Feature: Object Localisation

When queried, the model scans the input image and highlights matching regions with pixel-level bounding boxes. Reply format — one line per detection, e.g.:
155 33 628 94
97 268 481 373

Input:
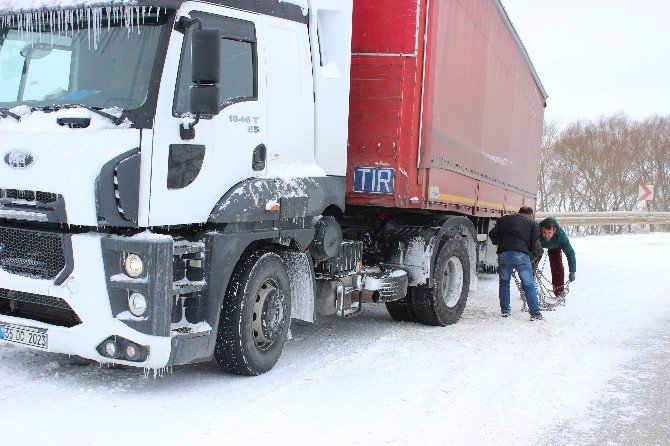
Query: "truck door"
261 16 315 175
149 5 267 226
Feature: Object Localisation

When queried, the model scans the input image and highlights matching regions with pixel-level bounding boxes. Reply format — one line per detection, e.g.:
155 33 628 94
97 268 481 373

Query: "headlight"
128 292 148 317
124 253 144 278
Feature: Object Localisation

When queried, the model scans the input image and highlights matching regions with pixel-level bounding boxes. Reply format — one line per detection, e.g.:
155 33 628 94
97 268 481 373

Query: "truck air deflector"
95 148 141 227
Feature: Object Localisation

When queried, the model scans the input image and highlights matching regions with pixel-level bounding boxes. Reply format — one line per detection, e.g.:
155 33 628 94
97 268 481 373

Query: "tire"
214 251 291 376
411 237 470 326
385 288 417 322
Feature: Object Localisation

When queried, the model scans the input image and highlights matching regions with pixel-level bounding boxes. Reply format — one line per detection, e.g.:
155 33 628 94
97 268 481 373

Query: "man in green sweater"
539 218 576 297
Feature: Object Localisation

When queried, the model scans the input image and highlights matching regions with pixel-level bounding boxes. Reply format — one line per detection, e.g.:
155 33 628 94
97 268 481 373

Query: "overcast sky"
500 0 670 126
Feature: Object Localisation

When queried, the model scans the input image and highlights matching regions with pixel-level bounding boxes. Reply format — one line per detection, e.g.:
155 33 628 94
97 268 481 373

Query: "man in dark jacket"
539 217 576 297
488 207 544 320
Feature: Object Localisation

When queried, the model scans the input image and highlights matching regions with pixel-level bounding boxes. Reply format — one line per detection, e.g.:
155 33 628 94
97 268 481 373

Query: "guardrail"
535 211 670 226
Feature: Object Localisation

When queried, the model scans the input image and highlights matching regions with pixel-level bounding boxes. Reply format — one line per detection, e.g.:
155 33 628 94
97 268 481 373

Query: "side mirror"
192 28 220 85
191 84 219 116
182 28 221 140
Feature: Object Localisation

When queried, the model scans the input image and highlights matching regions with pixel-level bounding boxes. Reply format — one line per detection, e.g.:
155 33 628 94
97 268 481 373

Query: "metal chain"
514 255 569 312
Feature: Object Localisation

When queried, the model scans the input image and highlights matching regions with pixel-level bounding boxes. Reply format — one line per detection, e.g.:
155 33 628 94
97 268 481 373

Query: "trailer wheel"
411 237 470 326
214 251 291 375
385 288 417 322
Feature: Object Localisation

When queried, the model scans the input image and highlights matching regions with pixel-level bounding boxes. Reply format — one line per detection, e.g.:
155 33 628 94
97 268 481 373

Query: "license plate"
0 323 48 350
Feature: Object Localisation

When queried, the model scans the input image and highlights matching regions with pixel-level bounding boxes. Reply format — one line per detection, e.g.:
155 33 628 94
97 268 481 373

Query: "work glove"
569 272 576 282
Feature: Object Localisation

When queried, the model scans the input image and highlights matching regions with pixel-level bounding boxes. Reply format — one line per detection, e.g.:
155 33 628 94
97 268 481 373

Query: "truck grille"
0 227 66 280
0 288 81 327
0 189 61 204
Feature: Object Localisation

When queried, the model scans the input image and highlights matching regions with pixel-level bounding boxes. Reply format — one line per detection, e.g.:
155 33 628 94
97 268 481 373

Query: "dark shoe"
530 312 543 321
501 310 511 318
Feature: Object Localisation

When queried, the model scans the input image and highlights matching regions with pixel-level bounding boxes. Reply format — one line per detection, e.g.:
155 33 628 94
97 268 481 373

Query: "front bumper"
0 232 174 369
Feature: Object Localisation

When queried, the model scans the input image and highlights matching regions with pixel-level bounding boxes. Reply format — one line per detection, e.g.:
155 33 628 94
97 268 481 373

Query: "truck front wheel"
411 237 470 326
214 251 291 375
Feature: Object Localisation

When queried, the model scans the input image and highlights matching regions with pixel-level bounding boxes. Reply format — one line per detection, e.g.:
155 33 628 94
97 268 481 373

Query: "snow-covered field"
1 233 669 445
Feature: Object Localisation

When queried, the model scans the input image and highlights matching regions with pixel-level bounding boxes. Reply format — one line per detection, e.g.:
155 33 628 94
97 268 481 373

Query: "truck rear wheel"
385 288 417 322
411 237 470 326
214 251 291 375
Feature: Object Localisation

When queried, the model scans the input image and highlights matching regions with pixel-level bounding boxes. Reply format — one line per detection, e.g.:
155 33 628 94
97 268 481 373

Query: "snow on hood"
0 106 132 131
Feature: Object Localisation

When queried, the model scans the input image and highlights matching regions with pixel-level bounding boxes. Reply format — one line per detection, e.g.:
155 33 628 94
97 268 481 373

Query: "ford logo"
4 150 34 169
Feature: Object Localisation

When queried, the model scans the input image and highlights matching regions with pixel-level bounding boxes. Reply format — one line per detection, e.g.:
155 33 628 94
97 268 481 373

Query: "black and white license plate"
0 323 48 350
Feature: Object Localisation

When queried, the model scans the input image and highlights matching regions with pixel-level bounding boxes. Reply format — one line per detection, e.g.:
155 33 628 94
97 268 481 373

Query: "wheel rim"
441 256 464 308
252 278 287 351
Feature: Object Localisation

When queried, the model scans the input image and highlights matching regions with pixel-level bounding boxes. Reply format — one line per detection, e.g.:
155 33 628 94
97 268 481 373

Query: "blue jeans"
498 251 541 314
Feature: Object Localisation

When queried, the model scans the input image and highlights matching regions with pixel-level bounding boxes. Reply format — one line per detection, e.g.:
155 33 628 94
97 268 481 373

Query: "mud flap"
280 250 316 323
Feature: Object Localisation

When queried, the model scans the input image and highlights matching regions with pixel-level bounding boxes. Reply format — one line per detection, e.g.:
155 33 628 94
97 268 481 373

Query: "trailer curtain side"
347 0 546 216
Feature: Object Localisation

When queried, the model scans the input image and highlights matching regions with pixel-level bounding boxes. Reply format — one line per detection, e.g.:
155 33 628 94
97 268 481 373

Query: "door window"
174 13 256 115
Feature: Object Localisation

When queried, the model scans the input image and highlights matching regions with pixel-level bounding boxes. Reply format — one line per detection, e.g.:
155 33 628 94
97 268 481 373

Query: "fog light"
128 292 148 317
104 340 117 357
125 344 138 360
124 253 144 278
97 337 148 362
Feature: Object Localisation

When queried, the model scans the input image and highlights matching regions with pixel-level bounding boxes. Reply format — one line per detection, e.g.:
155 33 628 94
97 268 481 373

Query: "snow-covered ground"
1 233 669 445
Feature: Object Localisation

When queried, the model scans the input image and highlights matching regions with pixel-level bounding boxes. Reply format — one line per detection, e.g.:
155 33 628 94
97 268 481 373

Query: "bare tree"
537 114 670 234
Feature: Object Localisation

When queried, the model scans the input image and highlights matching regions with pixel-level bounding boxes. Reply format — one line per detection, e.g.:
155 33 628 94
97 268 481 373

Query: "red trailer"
346 0 547 216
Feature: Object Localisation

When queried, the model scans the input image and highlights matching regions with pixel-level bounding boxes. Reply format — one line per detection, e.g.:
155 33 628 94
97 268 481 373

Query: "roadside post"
639 184 655 231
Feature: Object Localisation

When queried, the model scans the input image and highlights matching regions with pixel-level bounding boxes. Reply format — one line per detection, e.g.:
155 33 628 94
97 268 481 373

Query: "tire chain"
513 255 569 312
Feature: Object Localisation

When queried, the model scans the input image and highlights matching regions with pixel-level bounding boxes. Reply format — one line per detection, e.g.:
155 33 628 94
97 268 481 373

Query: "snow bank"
2 233 670 445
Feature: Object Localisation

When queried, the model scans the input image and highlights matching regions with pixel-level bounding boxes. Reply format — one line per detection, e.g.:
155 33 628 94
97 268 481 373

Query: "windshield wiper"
0 108 21 121
62 104 125 126
40 104 124 126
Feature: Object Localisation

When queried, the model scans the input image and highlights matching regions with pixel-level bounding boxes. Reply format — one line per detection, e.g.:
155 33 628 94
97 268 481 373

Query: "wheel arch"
379 213 477 289
431 216 478 291
208 177 345 224
203 229 317 359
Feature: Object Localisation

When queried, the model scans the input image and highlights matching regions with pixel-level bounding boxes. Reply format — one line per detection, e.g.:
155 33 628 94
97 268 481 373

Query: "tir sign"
353 167 395 194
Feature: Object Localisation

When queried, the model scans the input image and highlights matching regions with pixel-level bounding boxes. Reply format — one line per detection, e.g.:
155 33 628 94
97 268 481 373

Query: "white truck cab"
0 0 362 374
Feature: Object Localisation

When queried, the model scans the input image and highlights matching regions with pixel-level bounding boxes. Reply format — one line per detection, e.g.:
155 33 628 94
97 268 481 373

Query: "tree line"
536 114 669 233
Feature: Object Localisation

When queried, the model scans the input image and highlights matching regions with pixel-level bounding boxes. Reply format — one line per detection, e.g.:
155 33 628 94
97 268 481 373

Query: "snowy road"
1 233 669 445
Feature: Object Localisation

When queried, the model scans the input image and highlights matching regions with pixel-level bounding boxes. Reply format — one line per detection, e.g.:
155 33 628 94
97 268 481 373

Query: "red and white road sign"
638 184 654 201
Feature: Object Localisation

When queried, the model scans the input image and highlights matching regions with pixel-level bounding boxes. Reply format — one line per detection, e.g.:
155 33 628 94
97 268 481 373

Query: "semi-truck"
0 0 547 375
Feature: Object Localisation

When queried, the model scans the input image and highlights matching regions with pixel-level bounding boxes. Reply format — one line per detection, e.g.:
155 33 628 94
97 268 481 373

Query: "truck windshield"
0 12 168 112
